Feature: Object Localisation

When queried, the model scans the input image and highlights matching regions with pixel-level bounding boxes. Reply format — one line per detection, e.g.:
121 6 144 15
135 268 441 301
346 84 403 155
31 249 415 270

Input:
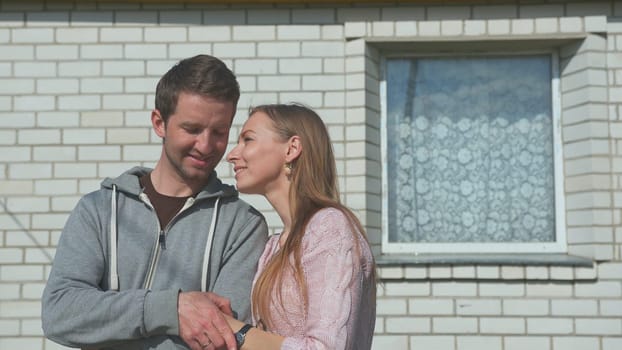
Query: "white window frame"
380 51 567 254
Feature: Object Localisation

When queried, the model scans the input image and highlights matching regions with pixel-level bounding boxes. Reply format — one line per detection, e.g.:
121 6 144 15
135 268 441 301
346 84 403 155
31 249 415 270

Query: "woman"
225 103 376 349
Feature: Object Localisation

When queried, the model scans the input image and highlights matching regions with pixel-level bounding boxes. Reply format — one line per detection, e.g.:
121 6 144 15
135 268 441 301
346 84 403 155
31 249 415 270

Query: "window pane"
386 55 555 244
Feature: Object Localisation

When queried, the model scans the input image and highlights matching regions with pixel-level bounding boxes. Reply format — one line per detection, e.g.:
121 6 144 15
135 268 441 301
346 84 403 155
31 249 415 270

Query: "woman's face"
226 111 290 195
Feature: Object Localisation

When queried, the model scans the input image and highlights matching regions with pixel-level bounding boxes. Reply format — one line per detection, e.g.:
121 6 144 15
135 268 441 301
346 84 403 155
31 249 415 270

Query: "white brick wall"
1 1 622 350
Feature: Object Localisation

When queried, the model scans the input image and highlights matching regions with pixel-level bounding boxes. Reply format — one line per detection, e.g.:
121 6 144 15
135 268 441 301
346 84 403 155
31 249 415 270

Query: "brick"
102 94 144 109
386 317 430 333
520 4 563 17
395 21 417 36
21 319 45 336
51 196 81 211
598 262 622 278
551 299 598 316
18 129 60 144
419 21 441 36
25 247 55 264
385 281 430 297
464 20 486 36
322 25 344 40
576 319 622 335
0 248 23 263
56 28 98 43
480 317 525 334
103 60 145 76
433 317 478 333
11 28 54 43
62 129 105 145
427 6 469 20
258 75 301 91
456 299 501 316
0 180 33 195
488 19 511 35
14 96 55 111
534 18 559 35
477 265 500 279
525 266 549 280
409 298 454 315
552 336 599 350
527 283 573 297
503 299 549 315
81 111 124 127
213 43 257 58
504 336 550 350
0 338 43 349
0 283 20 299
9 163 52 179
576 281 622 297
33 146 76 161
0 130 16 144
302 42 344 57
410 336 455 349
501 266 525 280
479 282 525 297
527 317 573 334
100 27 143 42
188 26 231 42
54 163 97 178
78 146 120 161
277 25 320 40
125 44 167 59
511 19 534 35
0 45 34 60
376 299 407 315
279 58 322 74
404 266 427 279
122 145 160 161
5 230 49 247
600 300 622 316
0 266 44 282
371 335 408 350
58 61 101 77
0 147 30 162
80 44 123 59
0 320 19 336
144 27 187 42
303 75 344 91
36 44 79 59
37 79 79 94
603 338 622 350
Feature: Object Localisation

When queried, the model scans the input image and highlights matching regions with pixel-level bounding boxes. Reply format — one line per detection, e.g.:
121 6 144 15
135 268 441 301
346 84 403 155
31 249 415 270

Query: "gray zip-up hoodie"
42 166 268 349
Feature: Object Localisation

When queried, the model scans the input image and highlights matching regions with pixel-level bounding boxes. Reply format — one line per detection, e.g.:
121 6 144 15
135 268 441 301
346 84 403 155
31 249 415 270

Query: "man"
42 55 268 350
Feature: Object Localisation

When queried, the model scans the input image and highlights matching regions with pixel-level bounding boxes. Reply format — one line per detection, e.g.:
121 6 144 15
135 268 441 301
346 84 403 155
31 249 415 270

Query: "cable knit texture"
253 207 376 350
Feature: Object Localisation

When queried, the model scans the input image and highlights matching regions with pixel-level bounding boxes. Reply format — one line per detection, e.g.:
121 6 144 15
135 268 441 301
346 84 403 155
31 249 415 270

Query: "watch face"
235 332 244 346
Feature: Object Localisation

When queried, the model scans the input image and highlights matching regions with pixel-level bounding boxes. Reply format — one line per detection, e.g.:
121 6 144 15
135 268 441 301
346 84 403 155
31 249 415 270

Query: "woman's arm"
225 316 284 350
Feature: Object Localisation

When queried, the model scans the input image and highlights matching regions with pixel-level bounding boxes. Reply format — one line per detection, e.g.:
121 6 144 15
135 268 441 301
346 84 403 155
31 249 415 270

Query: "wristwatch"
234 323 253 348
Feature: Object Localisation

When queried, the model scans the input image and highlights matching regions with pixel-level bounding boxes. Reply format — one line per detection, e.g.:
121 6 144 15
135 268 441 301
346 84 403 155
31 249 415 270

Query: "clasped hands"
178 291 239 350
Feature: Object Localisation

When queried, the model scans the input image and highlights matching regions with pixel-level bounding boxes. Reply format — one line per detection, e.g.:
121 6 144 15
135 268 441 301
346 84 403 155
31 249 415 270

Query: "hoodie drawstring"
109 185 120 291
201 196 220 292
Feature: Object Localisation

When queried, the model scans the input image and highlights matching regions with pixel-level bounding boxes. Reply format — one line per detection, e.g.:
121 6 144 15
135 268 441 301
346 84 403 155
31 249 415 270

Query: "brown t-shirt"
139 174 190 230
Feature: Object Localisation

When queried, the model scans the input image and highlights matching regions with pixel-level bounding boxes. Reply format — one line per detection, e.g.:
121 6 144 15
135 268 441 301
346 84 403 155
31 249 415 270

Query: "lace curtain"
386 56 556 243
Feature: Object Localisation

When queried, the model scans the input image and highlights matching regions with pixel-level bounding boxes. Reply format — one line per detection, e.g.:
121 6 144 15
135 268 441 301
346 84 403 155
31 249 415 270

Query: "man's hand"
178 292 237 350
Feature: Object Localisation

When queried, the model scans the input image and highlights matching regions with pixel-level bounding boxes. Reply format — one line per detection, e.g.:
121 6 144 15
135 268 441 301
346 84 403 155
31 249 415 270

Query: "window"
381 53 566 254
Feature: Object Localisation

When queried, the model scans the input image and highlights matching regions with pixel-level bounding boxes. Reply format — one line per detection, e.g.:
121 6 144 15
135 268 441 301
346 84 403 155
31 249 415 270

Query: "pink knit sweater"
253 208 376 350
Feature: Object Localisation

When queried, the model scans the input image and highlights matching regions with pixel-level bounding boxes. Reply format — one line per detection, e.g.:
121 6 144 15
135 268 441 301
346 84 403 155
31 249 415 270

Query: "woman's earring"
284 162 292 179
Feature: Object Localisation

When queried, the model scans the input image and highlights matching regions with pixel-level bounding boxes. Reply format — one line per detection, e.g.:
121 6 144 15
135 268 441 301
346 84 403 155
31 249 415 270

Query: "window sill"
376 253 596 281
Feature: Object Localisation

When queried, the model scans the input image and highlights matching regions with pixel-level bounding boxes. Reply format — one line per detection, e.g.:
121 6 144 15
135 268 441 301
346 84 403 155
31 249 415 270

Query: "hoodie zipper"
140 193 196 290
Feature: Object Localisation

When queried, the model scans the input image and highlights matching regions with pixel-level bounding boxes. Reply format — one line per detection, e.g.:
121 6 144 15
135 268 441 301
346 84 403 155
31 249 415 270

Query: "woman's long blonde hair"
250 103 376 329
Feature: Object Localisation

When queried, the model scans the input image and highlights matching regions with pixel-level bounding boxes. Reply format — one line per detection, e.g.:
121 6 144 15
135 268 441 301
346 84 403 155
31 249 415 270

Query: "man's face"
152 92 235 188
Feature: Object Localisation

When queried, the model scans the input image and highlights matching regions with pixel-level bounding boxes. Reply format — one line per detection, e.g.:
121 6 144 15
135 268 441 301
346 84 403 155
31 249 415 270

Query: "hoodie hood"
100 166 238 200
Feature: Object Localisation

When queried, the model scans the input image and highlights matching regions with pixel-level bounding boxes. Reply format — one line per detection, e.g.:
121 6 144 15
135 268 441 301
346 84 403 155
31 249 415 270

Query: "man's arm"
42 194 179 348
